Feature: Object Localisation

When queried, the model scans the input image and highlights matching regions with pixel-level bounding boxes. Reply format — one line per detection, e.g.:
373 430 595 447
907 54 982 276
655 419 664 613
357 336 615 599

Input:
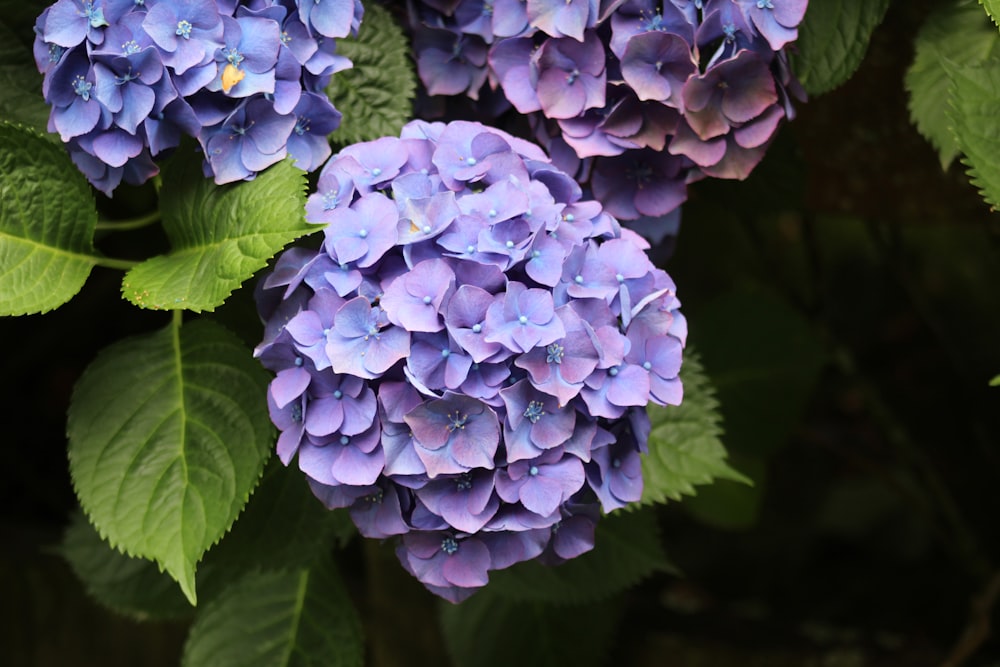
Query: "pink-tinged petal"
733 104 784 149
442 540 491 587
305 396 345 436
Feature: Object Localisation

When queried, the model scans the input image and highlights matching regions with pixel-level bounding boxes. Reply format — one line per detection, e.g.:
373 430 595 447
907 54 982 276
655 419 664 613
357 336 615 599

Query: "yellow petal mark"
409 220 420 233
221 63 245 93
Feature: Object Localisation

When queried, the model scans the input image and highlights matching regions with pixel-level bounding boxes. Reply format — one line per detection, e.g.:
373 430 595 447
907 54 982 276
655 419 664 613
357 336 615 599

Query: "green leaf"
60 510 193 620
0 21 53 131
487 508 674 604
906 0 1000 169
0 122 97 315
198 461 355 601
440 589 623 667
641 352 748 505
68 319 274 604
990 375 1000 386
793 0 890 96
682 455 766 530
122 154 309 312
181 564 364 667
981 0 1000 27
692 289 828 458
945 56 1000 209
326 3 416 146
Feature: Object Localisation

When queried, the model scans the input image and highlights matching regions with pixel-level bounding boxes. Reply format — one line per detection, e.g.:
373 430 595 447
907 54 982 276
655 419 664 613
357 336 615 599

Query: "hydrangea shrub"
4 0 991 664
256 118 686 601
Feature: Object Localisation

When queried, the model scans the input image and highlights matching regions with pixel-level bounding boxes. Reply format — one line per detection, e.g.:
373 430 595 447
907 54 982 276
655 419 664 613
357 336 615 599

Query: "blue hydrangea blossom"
33 0 362 194
256 120 687 602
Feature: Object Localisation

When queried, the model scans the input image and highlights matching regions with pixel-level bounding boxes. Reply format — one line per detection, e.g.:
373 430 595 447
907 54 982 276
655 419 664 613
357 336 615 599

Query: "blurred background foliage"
2 0 1000 665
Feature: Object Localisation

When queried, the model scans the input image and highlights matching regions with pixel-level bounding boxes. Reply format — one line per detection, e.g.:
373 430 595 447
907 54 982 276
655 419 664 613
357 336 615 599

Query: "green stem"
172 309 183 329
95 210 161 231
92 255 137 271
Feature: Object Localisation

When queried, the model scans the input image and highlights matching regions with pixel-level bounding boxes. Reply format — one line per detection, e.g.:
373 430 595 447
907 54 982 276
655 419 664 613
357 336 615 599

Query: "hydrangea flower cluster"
32 0 362 194
409 0 806 221
255 119 686 602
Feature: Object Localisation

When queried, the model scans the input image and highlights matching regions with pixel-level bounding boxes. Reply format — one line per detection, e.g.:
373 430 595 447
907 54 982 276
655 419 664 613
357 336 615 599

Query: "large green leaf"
181 564 364 667
68 319 274 604
641 352 748 505
692 289 828 459
793 0 890 96
326 3 416 146
0 21 52 131
487 508 674 604
0 122 97 315
122 154 310 312
60 510 193 620
945 56 1000 209
906 0 1000 169
197 461 355 601
440 589 623 667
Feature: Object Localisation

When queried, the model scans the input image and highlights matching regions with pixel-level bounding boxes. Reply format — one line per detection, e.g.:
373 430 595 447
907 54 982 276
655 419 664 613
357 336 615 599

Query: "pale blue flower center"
609 366 619 377
518 315 528 325
441 537 459 555
340 435 350 445
447 411 469 432
643 361 652 370
224 47 245 67
371 167 382 176
358 228 368 238
441 348 450 358
423 295 432 304
121 40 140 55
757 0 774 8
546 343 564 364
472 323 482 333
322 190 339 210
524 401 545 423
529 465 539 476
333 390 343 399
114 68 139 85
456 474 473 491
290 403 302 423
72 75 92 100
294 356 304 367
566 68 580 85
294 116 310 136
176 20 193 39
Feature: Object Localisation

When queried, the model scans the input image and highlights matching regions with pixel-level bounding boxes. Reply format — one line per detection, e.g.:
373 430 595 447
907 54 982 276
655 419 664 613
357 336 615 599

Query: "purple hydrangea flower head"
409 0 808 222
257 119 686 601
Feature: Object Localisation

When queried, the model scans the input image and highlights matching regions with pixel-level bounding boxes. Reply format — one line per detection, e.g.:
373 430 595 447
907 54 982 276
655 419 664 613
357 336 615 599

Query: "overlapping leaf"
60 510 193 620
0 122 97 315
197 461 355 601
67 319 273 604
982 0 1000 26
440 589 623 667
487 509 674 604
793 0 890 95
122 154 310 311
946 56 1000 209
182 564 364 667
640 353 748 505
0 21 53 131
906 0 1000 169
326 3 416 146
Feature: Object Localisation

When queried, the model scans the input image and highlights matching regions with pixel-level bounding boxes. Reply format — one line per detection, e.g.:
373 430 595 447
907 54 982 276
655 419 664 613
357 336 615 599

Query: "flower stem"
95 210 161 231
92 255 137 271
